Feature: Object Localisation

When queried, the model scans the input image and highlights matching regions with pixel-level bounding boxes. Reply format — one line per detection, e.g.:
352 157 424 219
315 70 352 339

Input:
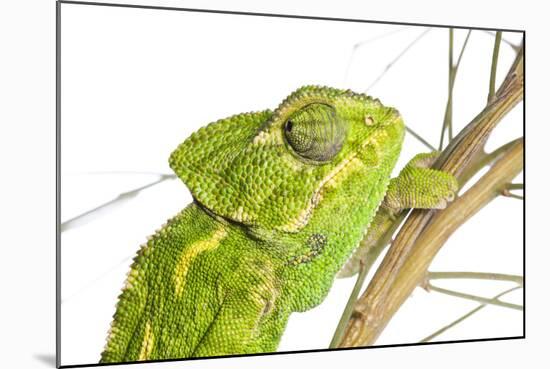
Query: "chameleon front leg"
338 152 458 277
384 152 458 211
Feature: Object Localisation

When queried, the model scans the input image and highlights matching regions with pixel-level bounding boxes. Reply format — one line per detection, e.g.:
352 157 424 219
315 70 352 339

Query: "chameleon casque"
100 86 457 363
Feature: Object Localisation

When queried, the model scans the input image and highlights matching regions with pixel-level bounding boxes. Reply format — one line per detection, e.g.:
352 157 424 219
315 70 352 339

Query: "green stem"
502 182 524 200
502 192 524 200
427 283 523 311
330 211 408 348
447 29 454 144
329 262 369 349
439 29 454 151
488 31 502 103
505 183 524 191
483 31 520 52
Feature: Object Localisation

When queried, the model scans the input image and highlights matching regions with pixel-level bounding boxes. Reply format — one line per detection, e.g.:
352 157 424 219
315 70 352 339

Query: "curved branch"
338 44 523 348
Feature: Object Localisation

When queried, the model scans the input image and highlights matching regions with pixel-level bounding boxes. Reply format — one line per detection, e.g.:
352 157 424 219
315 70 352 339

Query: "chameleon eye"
284 103 347 162
285 120 293 132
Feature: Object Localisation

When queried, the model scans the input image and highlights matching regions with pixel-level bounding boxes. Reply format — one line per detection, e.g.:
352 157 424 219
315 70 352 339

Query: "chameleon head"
169 86 404 239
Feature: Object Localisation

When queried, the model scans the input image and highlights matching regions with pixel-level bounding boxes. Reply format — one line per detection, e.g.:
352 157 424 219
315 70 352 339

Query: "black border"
56 1 62 367
522 33 526 340
56 1 526 368
58 0 525 32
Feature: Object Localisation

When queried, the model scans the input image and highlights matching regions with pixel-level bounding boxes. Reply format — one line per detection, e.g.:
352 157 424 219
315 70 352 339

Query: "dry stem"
338 44 523 347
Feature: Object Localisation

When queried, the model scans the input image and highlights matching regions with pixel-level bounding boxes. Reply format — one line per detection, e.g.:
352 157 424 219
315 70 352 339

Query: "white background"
58 3 524 366
1 1 546 369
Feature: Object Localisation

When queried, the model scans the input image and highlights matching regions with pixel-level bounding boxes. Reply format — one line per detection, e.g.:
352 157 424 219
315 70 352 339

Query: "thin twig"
365 28 431 92
483 30 520 52
426 283 523 310
406 126 436 151
343 26 409 85
68 171 175 177
427 271 523 285
419 286 522 342
352 27 435 153
61 174 175 232
62 255 133 303
454 31 471 75
448 29 473 143
438 30 472 150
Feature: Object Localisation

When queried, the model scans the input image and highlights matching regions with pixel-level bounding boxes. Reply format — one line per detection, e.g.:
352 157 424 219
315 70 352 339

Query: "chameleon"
99 85 457 363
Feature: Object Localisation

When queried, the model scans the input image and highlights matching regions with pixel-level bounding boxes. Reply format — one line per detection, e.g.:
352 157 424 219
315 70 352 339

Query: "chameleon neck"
101 203 290 361
278 155 396 313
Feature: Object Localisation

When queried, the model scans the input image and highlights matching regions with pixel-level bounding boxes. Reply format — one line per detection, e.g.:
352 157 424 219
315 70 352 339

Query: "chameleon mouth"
320 115 401 190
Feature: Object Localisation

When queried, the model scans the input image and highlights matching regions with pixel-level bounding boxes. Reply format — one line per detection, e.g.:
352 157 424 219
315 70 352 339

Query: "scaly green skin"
100 86 457 363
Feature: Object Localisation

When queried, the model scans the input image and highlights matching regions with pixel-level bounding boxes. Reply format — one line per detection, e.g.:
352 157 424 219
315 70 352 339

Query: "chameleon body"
100 86 457 362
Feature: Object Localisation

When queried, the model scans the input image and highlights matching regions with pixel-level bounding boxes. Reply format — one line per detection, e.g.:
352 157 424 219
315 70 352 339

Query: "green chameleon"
100 85 457 363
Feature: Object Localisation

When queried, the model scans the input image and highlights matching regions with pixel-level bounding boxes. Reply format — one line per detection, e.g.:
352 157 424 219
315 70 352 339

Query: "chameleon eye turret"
283 103 347 162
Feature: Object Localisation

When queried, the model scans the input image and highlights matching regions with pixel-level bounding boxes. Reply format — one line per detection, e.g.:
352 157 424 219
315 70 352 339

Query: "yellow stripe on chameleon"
138 320 154 361
173 226 228 296
277 155 362 232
